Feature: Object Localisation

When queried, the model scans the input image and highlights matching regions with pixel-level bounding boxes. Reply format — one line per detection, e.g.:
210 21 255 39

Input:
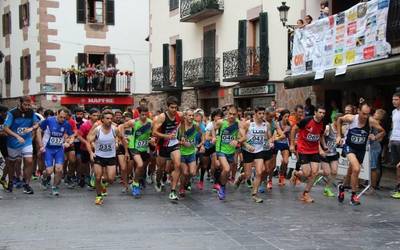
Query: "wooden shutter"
203 30 216 82
19 5 23 29
238 20 247 76
106 0 115 25
2 14 6 36
162 44 170 86
77 0 86 23
78 53 87 66
26 2 30 27
26 55 31 79
5 59 11 85
259 12 269 77
106 53 116 66
20 56 24 80
176 39 183 89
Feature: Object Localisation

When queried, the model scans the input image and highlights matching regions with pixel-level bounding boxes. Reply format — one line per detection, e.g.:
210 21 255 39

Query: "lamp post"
277 2 296 31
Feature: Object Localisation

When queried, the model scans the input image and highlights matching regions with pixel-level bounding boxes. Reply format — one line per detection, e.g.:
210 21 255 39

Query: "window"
20 55 31 80
170 0 179 11
19 2 30 29
2 12 11 36
77 0 114 25
5 58 11 85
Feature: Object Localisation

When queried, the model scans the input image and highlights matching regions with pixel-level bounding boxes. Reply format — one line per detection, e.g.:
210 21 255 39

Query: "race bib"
350 135 366 144
306 133 320 142
98 144 112 152
250 135 264 145
17 127 28 135
222 135 234 143
168 138 179 147
49 137 64 146
137 140 148 148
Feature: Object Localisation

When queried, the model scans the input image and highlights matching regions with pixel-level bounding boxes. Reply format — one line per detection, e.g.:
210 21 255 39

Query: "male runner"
274 109 292 186
390 92 400 199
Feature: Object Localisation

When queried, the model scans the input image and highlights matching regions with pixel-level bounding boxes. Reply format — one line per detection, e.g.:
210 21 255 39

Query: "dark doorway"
332 0 360 14
200 98 218 115
325 89 342 123
235 98 252 111
88 54 105 66
203 29 216 82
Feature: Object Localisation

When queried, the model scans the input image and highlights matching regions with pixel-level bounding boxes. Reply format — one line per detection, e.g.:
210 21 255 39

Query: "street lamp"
277 2 296 31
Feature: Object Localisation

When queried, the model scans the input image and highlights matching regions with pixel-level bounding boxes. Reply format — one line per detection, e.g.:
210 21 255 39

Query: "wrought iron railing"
387 0 400 53
223 47 268 80
63 74 131 93
287 30 294 70
184 57 220 85
152 65 177 89
180 0 224 19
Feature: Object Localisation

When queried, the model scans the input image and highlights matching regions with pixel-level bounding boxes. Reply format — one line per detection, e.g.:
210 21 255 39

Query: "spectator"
319 1 329 19
304 15 313 25
296 19 305 29
304 98 315 117
330 100 339 123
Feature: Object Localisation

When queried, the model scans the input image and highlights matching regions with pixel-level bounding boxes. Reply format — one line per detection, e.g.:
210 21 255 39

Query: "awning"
60 96 133 105
284 56 400 89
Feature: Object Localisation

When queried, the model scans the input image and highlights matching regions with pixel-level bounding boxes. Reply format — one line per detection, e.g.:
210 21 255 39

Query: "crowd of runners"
0 93 399 206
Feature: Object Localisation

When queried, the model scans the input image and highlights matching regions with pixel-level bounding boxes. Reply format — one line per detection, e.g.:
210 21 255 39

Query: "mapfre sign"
61 96 133 105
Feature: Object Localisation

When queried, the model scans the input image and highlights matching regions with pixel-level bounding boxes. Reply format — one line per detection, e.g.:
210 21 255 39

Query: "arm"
369 118 386 141
274 122 285 141
152 113 170 139
86 127 97 161
116 127 129 158
36 127 44 152
336 114 354 145
289 125 299 153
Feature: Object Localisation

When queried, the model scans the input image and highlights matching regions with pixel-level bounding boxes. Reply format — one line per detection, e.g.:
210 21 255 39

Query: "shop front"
60 96 134 111
233 83 276 110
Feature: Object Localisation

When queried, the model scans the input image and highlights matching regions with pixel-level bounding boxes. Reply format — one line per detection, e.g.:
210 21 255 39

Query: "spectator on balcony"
78 63 87 91
86 64 95 91
319 1 330 19
96 61 106 91
105 64 115 92
296 19 305 29
304 15 313 25
69 65 77 91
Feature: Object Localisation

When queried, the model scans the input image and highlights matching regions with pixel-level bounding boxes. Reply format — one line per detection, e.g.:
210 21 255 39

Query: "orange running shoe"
300 192 314 203
278 174 285 186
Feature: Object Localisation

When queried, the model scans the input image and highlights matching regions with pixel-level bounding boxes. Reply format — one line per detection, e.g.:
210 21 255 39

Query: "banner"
291 0 391 76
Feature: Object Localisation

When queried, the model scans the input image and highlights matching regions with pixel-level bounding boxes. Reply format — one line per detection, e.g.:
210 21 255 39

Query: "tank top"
216 119 239 154
95 126 117 158
344 115 370 151
276 120 291 145
179 123 200 156
158 112 180 147
244 120 267 153
325 124 338 156
128 119 152 152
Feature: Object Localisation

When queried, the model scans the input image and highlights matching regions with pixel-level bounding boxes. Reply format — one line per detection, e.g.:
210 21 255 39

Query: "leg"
133 154 144 183
252 159 265 196
170 150 181 191
118 154 128 188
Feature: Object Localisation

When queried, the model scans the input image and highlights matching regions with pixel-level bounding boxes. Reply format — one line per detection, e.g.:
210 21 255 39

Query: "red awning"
60 96 134 105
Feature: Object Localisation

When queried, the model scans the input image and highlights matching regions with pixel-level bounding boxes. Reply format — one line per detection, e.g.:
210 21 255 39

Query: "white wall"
47 0 150 94
149 0 308 86
0 0 40 97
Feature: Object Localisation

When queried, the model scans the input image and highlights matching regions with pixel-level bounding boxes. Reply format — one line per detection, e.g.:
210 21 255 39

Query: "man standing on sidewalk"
390 92 400 199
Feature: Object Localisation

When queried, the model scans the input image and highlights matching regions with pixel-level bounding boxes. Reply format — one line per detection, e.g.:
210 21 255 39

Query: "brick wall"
275 83 316 110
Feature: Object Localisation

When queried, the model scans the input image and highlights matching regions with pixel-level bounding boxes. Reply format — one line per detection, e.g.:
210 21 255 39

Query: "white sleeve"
206 122 213 132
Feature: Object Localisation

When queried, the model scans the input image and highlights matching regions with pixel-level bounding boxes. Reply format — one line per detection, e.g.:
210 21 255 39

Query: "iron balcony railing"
63 74 131 94
152 65 177 89
180 0 224 21
184 57 220 86
223 47 268 81
387 0 400 53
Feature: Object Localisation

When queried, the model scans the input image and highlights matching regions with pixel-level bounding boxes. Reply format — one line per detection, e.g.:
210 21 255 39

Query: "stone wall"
180 89 196 110
275 83 316 110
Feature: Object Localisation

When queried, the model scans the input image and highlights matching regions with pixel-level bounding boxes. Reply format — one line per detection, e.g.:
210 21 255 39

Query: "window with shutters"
170 0 179 11
2 12 11 36
77 0 114 25
19 2 30 29
88 0 104 24
20 54 31 80
5 58 11 85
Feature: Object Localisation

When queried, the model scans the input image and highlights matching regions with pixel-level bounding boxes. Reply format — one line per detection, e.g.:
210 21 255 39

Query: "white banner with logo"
291 0 391 76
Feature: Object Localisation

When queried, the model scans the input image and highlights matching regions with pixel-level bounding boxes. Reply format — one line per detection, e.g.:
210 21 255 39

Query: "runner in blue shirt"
3 97 39 194
36 108 74 196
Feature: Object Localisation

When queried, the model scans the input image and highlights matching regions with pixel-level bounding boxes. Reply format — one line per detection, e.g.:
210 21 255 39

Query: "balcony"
180 0 224 23
184 57 220 88
63 74 132 95
387 0 400 54
223 47 269 82
152 65 181 91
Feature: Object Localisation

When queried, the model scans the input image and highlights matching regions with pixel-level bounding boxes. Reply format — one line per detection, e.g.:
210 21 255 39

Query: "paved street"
1 172 400 250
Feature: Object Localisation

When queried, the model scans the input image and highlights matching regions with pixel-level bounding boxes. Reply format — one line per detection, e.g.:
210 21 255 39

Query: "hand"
269 142 274 149
125 152 130 161
39 146 45 153
63 142 70 148
230 140 238 148
246 145 255 153
368 134 376 141
319 150 326 157
183 142 191 147
168 133 176 140
90 152 95 162
199 146 205 153
17 136 25 145
149 137 156 145
23 127 33 134
289 145 295 154
211 137 216 144
336 136 342 146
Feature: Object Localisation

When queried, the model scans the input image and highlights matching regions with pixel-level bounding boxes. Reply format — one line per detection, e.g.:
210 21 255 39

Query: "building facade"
0 0 149 110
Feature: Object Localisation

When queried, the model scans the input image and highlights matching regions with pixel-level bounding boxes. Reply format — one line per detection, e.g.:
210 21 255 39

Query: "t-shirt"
79 120 94 151
391 109 400 141
296 116 325 154
68 118 78 132
5 108 40 149
40 116 73 148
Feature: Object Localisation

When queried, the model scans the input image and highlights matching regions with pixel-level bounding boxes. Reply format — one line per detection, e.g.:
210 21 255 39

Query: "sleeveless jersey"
276 120 291 145
216 120 239 155
244 121 267 153
325 124 338 156
128 118 152 152
344 115 370 151
94 126 117 158
158 112 180 147
179 123 200 156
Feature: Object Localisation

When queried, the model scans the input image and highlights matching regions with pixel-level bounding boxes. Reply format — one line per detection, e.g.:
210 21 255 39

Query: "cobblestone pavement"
0 175 399 250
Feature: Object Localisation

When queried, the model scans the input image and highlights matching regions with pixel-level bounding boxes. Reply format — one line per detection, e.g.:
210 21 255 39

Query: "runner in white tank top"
87 110 126 205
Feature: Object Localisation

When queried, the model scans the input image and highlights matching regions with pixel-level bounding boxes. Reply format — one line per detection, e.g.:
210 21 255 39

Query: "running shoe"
350 194 361 206
259 184 265 193
23 184 34 194
337 183 345 203
196 181 204 190
101 184 108 196
32 173 38 181
267 180 273 190
131 182 141 198
212 183 221 192
90 175 96 188
16 179 24 189
234 178 241 189
300 192 314 203
178 187 185 197
95 195 103 205
51 186 60 196
391 191 400 199
246 179 253 188
154 182 162 192
217 185 225 200
146 175 153 185
278 174 285 186
323 187 335 197
185 183 192 192
121 187 128 194
290 170 298 186
0 179 8 190
41 176 48 190
4 182 13 193
252 194 263 203
78 177 85 188
169 190 179 201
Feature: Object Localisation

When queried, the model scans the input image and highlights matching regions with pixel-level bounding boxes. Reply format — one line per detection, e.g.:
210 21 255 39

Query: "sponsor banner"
60 96 134 105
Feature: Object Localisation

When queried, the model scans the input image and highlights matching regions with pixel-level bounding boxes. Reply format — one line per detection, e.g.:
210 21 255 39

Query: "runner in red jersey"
290 105 327 203
64 112 78 188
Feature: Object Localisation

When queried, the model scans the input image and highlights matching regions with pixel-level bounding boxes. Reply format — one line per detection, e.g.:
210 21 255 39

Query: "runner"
336 102 385 205
73 108 86 187
390 92 400 199
206 109 223 192
193 108 207 190
37 108 74 195
0 105 9 190
64 111 78 188
290 105 327 203
3 96 40 194
274 109 292 186
263 109 277 191
214 105 240 200
120 106 153 198
178 108 204 197
87 110 126 205
153 96 183 201
320 113 342 197
116 112 133 193
236 106 271 203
